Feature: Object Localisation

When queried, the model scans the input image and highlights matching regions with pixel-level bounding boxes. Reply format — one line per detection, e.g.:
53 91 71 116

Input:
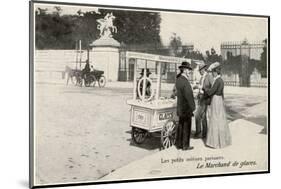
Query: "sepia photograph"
29 1 269 188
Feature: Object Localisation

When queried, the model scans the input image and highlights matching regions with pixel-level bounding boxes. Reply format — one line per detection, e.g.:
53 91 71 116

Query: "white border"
1 0 279 189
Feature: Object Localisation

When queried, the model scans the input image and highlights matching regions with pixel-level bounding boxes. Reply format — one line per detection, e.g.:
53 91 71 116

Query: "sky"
35 4 268 53
160 12 268 53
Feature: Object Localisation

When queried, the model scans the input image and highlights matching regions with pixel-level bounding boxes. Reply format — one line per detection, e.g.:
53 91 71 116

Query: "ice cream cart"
126 51 191 149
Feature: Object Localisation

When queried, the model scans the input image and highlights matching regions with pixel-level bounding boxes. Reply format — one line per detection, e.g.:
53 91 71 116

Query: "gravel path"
34 82 267 185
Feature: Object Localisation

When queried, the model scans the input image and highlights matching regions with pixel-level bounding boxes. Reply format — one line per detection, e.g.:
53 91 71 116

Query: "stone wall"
34 50 85 83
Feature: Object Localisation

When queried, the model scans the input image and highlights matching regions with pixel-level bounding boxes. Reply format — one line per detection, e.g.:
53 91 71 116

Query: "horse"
64 66 82 86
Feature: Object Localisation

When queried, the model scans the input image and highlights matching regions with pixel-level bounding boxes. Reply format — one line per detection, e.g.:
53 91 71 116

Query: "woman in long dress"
204 62 231 149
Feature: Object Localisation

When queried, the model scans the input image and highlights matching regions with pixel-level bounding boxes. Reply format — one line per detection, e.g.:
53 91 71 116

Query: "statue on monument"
97 13 118 38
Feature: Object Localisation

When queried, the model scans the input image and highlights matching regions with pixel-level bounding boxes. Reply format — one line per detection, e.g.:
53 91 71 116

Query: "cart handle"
137 77 155 102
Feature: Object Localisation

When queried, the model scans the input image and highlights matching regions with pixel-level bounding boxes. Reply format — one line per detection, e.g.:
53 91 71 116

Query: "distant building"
122 43 194 56
221 39 265 61
180 44 195 52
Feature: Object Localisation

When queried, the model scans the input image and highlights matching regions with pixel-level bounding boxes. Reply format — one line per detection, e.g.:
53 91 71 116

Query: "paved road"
34 82 267 185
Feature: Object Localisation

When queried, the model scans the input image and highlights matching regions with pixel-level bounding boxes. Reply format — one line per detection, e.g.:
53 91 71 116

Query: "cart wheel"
131 127 147 144
98 76 106 88
161 119 177 149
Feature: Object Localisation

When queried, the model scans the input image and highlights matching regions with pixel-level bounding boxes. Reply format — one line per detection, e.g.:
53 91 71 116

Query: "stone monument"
90 13 120 82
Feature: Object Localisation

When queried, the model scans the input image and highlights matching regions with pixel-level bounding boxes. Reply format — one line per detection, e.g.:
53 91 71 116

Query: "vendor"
137 68 152 98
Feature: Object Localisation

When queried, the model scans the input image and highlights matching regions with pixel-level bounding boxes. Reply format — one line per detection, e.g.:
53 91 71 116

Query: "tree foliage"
169 33 182 56
35 8 82 49
168 33 205 60
185 50 204 61
35 6 162 49
221 39 267 78
222 55 260 78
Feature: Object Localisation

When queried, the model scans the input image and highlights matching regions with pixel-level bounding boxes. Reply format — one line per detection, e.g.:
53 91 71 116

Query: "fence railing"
249 82 268 88
224 81 240 87
224 80 267 88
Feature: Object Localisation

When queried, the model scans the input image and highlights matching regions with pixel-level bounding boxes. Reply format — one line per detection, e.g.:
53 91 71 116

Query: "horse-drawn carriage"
84 70 106 87
63 12 115 88
65 66 106 88
126 51 192 149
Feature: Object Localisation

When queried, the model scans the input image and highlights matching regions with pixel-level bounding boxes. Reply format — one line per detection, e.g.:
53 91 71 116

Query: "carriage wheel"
131 127 147 144
92 80 97 87
84 76 92 87
161 119 177 149
98 76 106 88
84 81 90 87
91 75 97 87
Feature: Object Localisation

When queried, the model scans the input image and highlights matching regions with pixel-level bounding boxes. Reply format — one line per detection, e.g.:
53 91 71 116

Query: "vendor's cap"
178 61 192 70
140 68 152 75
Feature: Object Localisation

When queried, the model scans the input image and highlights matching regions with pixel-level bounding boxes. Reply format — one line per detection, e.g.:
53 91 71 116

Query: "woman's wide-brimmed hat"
198 63 208 71
208 62 221 72
178 61 192 70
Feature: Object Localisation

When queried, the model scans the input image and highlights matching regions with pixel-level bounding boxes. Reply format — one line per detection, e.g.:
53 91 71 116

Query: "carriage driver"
82 59 91 79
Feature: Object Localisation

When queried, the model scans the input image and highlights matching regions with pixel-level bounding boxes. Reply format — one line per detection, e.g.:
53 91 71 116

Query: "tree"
72 11 100 49
166 33 205 60
184 50 204 61
169 33 182 56
35 12 78 49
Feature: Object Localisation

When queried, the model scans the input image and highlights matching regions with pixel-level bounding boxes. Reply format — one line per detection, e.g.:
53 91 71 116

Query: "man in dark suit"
175 61 196 150
194 63 213 138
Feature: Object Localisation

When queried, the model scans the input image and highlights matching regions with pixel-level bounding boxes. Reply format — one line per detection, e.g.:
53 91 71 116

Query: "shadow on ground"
125 130 162 151
225 105 267 134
